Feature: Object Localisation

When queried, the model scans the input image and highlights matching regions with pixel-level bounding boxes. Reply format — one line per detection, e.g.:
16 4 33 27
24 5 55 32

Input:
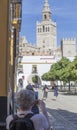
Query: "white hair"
16 89 35 110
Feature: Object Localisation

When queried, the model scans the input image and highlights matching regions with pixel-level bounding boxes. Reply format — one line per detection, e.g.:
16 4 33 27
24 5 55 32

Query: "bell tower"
42 0 51 21
36 0 57 51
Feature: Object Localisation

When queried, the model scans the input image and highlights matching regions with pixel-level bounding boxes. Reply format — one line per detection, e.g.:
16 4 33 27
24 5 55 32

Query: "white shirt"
6 110 49 130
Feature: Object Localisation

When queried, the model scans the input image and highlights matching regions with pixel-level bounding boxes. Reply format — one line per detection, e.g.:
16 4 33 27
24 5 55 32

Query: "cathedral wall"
61 38 76 57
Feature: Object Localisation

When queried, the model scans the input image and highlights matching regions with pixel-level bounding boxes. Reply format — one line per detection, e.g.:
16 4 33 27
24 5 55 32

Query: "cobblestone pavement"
38 89 77 130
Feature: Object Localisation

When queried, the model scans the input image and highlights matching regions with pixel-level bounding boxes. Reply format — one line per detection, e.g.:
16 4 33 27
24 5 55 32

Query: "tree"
67 57 77 83
50 57 70 82
41 71 56 81
32 75 38 84
56 57 71 91
41 57 71 90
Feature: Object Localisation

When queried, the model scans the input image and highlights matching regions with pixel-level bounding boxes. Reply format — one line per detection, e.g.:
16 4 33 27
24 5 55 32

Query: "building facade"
36 0 57 50
0 0 22 128
61 38 76 58
19 0 59 57
0 1 10 128
19 0 76 58
17 56 58 88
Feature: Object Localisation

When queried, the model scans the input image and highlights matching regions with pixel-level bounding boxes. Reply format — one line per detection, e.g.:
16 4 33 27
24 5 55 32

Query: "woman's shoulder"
6 114 13 121
31 113 49 129
31 113 47 121
6 115 13 130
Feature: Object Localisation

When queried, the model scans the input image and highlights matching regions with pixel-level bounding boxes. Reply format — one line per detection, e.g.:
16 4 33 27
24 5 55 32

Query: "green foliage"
32 75 38 83
41 56 77 91
41 56 77 90
49 57 71 81
41 57 70 81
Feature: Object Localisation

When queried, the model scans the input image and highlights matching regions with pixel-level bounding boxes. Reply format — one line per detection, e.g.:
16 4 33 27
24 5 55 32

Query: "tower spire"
45 0 48 3
42 0 51 21
43 0 51 13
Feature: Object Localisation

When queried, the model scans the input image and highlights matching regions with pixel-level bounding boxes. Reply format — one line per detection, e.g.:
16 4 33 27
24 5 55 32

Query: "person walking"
53 84 58 99
42 84 49 100
6 89 51 130
26 84 39 114
26 83 33 90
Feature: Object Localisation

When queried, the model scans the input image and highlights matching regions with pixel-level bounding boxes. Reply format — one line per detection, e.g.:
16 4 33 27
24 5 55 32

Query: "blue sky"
20 0 77 46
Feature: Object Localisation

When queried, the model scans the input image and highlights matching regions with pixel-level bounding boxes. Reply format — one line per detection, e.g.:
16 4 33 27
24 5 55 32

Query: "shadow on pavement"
51 99 56 101
60 92 77 96
47 107 77 129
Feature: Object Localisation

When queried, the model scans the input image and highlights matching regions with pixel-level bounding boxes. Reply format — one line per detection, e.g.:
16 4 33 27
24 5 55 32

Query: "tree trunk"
60 81 63 91
68 81 70 91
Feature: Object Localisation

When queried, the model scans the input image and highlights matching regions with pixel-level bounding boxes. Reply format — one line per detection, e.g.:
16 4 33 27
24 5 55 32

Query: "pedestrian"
42 84 49 100
6 89 51 130
33 84 39 100
26 84 39 114
26 83 33 91
53 84 58 99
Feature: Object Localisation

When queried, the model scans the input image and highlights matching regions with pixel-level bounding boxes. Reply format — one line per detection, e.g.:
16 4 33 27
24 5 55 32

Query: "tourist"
54 84 58 99
6 89 51 130
42 84 49 100
26 84 39 114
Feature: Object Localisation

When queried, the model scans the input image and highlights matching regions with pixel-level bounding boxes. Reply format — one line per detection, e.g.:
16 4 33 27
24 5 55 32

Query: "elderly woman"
6 89 51 130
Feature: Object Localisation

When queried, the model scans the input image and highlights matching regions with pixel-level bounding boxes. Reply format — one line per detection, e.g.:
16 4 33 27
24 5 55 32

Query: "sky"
20 0 77 47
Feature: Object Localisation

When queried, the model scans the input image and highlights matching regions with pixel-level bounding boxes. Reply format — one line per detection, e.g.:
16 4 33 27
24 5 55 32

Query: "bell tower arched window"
43 25 45 32
44 14 47 20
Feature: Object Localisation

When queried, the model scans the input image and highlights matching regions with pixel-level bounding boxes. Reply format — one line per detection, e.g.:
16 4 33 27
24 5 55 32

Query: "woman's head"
16 89 35 110
26 84 34 91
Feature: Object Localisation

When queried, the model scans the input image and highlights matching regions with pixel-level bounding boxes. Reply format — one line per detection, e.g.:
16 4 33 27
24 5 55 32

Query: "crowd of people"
6 82 59 130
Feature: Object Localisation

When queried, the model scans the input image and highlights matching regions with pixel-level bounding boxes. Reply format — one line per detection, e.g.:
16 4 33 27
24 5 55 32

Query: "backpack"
9 113 35 130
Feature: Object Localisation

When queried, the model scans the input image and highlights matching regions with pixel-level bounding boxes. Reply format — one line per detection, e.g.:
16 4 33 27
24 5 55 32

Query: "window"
38 28 39 32
48 27 49 31
43 25 45 32
46 27 47 32
44 14 47 20
32 52 35 55
32 65 37 73
40 28 41 32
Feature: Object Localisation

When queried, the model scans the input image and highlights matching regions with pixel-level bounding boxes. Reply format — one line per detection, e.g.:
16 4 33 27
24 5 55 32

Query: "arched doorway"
27 74 41 85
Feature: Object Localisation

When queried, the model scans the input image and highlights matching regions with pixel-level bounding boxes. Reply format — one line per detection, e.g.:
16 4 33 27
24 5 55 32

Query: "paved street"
38 89 77 130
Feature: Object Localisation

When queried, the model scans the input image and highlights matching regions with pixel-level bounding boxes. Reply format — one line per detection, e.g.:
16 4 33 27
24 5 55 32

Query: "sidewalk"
38 89 77 130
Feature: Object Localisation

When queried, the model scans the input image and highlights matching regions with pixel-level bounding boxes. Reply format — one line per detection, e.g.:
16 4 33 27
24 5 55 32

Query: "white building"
17 56 59 88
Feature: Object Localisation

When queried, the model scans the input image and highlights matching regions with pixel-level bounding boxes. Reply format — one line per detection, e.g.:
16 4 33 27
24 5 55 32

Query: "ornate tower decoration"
36 0 57 51
42 0 51 21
